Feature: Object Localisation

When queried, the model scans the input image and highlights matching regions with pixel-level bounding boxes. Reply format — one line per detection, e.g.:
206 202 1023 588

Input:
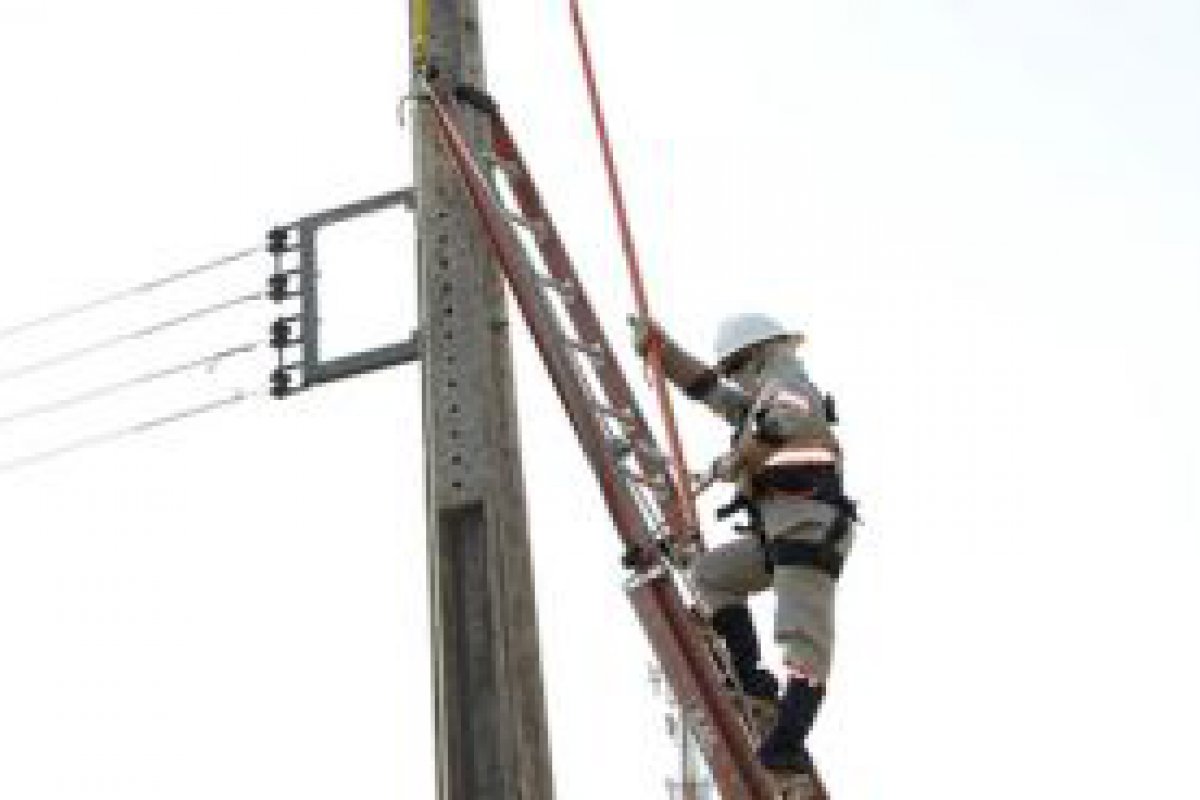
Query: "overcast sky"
1 2 1198 799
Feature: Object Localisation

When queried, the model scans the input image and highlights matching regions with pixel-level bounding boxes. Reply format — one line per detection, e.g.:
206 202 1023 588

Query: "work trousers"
689 497 853 683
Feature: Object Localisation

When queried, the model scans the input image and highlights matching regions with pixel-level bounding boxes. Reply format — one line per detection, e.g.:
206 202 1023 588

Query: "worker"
631 313 856 776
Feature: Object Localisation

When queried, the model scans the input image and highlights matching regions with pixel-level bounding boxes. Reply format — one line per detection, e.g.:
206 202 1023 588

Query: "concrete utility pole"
409 2 556 799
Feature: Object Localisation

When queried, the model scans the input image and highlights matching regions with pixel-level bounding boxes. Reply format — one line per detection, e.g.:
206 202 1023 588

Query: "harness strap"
753 464 858 522
770 538 846 580
717 488 855 579
717 493 772 574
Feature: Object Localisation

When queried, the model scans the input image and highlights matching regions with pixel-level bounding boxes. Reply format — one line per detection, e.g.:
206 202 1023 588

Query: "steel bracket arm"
265 189 421 397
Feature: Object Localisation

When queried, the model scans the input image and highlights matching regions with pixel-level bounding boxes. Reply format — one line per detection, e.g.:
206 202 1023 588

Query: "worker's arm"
630 317 749 423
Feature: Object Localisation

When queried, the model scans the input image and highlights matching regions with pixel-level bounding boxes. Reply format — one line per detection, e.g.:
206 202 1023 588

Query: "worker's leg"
689 535 772 614
689 536 776 699
775 563 837 684
758 500 854 773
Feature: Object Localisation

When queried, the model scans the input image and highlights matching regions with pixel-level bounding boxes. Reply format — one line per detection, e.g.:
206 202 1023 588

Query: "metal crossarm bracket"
307 335 421 388
267 188 421 396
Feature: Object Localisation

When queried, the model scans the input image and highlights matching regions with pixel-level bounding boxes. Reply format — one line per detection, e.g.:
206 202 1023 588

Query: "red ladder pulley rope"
566 0 702 546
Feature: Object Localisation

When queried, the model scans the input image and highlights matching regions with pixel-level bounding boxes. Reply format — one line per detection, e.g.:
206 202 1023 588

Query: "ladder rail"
483 122 838 800
486 177 672 543
564 0 703 544
484 115 695 552
423 81 808 800
424 80 658 569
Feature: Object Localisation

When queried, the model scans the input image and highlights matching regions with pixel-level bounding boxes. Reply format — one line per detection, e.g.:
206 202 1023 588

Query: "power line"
0 291 265 386
0 341 261 429
0 389 258 476
0 245 261 342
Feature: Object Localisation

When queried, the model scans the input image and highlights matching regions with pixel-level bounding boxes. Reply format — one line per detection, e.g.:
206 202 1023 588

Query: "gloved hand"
627 314 659 358
709 450 740 482
693 451 739 496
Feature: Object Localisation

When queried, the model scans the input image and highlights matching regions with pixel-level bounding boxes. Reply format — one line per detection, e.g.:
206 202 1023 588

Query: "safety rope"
565 1 701 544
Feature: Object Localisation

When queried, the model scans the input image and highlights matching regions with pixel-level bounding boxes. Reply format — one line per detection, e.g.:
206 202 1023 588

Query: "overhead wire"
0 290 265 386
0 245 261 342
0 341 262 429
0 389 259 476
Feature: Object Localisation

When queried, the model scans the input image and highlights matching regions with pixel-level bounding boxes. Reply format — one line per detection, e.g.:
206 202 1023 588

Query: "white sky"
1 1 1198 798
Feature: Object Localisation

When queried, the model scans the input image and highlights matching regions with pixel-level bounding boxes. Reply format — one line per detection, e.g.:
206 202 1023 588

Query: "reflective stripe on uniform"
767 386 814 413
764 448 838 467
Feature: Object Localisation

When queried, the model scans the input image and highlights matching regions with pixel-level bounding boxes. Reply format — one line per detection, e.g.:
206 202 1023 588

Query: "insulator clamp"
270 362 305 399
270 316 304 350
268 269 304 303
267 227 294 256
270 367 292 399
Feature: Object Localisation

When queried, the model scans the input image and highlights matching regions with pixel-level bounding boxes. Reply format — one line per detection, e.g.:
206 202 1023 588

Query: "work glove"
710 450 740 482
693 451 739 494
627 314 659 358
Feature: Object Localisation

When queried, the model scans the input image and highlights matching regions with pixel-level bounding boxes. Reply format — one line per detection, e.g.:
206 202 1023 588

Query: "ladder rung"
483 151 524 178
606 434 634 460
620 466 669 491
533 272 575 299
630 437 667 466
594 403 636 427
502 209 549 240
564 337 605 362
608 436 667 475
623 561 669 594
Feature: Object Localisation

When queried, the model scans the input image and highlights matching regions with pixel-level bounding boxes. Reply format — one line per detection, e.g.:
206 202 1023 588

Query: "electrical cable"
0 290 265 386
0 389 258 476
0 341 261 429
0 245 261 342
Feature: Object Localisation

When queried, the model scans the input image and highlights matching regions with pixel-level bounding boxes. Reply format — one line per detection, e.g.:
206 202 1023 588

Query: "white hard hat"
713 313 805 371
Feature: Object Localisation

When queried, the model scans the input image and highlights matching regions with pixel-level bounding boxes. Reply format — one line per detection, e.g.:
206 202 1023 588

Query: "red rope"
566 1 701 543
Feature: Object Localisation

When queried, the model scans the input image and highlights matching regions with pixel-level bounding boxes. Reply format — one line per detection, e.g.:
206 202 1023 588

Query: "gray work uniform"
687 358 854 683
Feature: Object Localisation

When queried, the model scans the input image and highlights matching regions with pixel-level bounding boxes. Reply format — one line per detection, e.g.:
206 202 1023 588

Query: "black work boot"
710 605 779 701
757 679 825 774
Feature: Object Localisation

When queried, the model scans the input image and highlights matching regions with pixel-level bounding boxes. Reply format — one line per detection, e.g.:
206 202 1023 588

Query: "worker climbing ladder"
418 75 831 800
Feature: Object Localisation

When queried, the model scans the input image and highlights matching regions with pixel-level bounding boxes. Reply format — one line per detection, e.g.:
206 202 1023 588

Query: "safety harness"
717 474 856 580
716 393 856 580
